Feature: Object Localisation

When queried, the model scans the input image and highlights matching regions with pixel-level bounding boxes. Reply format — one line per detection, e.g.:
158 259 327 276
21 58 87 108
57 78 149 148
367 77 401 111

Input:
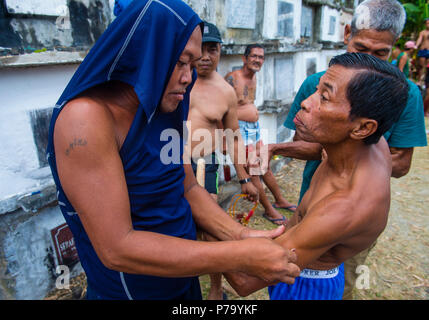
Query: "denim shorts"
238 120 261 146
417 49 429 58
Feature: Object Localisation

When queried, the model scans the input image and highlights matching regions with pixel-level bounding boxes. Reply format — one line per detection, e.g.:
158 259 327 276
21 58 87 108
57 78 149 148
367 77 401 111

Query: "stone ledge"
222 41 323 56
0 180 57 215
304 0 355 13
0 50 87 69
258 99 292 114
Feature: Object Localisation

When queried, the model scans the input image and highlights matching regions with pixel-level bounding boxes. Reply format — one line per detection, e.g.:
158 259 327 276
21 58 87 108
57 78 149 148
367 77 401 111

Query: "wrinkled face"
160 26 202 113
196 42 221 77
294 65 358 145
243 47 265 72
344 27 395 61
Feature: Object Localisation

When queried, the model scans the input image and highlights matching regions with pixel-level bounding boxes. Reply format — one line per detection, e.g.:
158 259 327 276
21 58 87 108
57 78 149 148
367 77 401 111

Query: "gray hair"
351 0 406 40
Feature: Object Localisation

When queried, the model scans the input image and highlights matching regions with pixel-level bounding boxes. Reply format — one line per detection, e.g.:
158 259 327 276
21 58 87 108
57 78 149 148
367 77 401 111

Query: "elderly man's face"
243 48 265 73
294 65 358 145
160 26 202 113
344 26 396 61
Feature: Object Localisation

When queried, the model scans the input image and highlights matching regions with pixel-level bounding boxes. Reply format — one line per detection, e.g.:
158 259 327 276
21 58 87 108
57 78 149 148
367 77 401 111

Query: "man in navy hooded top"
46 0 300 300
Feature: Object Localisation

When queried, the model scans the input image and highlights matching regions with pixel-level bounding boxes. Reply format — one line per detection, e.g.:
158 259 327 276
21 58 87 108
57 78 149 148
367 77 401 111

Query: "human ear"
343 24 352 45
350 118 378 141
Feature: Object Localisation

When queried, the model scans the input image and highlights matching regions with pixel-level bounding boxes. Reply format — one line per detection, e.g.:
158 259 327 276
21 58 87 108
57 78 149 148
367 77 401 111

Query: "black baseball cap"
202 21 222 43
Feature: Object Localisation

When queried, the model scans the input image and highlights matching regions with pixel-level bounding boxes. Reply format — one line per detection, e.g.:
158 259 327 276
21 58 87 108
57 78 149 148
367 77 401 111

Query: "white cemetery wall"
0 64 78 201
320 5 341 42
263 0 302 42
1 205 83 299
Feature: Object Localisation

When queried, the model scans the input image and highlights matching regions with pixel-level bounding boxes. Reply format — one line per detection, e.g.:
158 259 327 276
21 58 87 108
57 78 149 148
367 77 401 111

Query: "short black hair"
329 52 408 145
244 44 264 57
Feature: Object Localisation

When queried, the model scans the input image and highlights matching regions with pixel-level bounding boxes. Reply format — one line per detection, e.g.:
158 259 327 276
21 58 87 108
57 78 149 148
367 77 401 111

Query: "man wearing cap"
395 41 417 78
416 18 429 84
187 21 259 300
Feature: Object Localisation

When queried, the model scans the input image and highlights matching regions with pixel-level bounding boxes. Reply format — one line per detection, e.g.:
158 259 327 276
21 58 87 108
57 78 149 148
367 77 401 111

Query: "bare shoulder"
217 73 239 100
224 70 240 85
56 97 114 135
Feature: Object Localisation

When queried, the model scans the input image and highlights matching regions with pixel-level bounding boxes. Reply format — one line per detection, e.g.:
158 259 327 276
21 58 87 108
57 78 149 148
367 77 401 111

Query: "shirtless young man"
222 52 409 300
187 21 258 300
225 45 296 225
416 18 429 84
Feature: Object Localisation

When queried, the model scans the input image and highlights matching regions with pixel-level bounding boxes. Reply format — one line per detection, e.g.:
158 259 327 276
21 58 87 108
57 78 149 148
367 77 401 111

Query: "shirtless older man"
187 21 258 300
416 18 429 84
225 45 296 225
223 52 409 300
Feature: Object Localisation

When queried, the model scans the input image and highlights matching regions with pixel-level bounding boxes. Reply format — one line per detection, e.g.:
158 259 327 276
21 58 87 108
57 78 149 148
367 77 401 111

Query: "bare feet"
273 199 297 212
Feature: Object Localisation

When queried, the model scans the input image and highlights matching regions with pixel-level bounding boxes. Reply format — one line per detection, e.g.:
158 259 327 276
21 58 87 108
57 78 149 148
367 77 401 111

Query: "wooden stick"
196 158 206 187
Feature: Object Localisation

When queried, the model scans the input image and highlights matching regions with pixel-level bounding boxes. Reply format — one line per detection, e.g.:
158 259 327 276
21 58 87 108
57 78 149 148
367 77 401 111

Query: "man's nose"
180 67 192 85
301 92 318 112
301 96 311 112
201 52 210 60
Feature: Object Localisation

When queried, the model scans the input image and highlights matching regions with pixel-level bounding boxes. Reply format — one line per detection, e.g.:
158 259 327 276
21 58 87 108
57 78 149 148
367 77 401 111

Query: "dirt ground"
46 119 428 300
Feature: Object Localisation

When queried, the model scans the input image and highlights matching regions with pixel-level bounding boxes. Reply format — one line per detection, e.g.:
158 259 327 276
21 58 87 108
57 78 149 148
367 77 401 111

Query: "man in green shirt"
268 0 427 299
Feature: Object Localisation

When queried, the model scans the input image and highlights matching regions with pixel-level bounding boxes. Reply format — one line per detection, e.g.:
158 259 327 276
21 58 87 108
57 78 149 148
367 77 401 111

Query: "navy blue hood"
54 0 202 121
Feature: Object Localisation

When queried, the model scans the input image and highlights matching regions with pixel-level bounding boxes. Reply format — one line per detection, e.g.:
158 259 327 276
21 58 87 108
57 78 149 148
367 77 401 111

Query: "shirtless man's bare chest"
288 148 390 271
188 74 235 157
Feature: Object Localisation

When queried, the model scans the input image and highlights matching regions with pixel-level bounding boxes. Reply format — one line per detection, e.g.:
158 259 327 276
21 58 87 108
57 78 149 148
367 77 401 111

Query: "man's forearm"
224 271 273 297
185 182 246 241
416 35 422 48
237 105 258 122
112 229 248 277
270 140 323 161
230 137 251 180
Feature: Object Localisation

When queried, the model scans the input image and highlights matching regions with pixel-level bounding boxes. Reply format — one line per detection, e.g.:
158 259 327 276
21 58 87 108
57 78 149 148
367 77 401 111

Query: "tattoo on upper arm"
226 76 235 88
65 138 88 156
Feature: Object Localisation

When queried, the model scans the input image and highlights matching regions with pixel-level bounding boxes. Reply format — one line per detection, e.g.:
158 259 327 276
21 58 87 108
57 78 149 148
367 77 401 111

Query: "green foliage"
400 0 429 37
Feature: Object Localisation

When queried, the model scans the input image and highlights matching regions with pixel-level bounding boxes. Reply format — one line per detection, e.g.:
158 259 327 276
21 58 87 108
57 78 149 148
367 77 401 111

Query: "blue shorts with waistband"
268 264 344 300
